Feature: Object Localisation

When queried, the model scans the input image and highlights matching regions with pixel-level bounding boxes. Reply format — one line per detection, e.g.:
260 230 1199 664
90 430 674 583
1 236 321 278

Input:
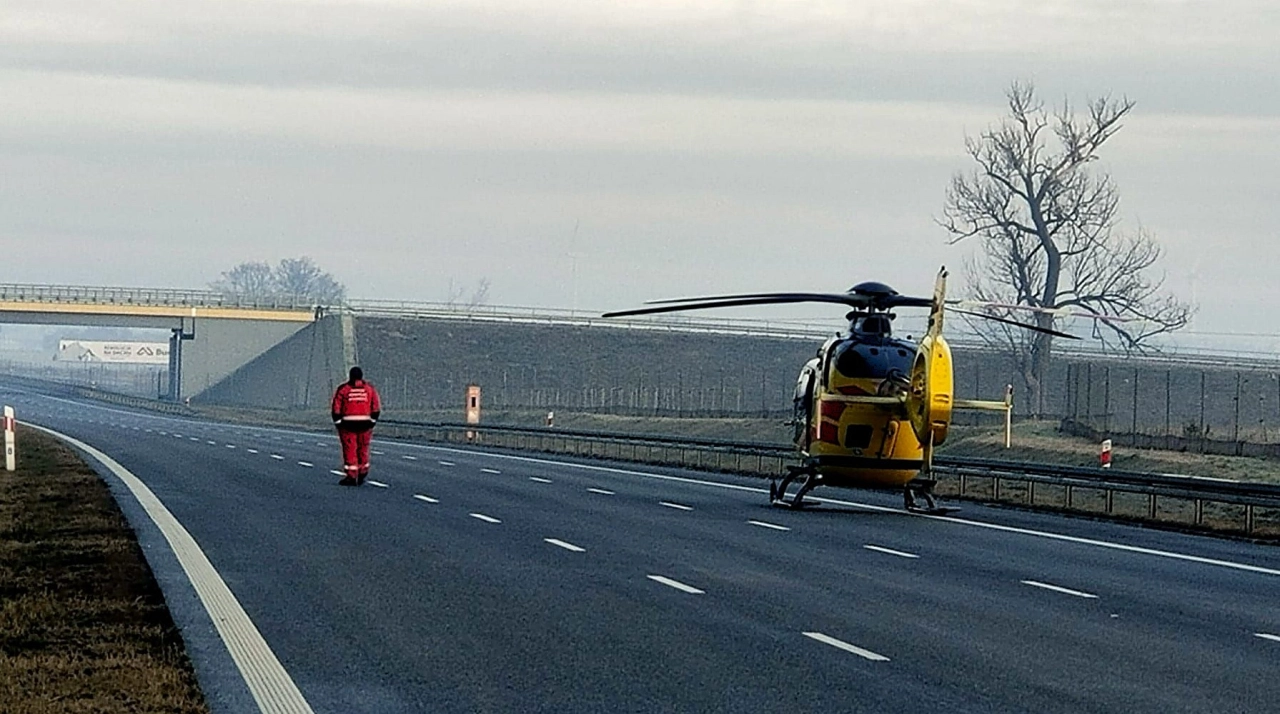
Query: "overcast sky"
2 1 1277 346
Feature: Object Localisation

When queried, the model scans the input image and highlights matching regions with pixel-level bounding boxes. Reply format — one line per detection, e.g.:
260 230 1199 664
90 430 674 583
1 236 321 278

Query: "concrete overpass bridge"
0 283 350 402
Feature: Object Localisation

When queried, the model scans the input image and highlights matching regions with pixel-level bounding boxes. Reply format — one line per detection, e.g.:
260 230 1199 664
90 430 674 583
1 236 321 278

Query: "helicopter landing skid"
903 478 958 515
770 465 820 509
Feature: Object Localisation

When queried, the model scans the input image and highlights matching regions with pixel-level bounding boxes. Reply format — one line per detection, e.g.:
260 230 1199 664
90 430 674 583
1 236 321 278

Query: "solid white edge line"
647 575 705 594
545 538 586 552
1253 633 1280 643
660 501 693 511
864 545 920 559
366 480 389 488
409 446 1280 579
413 494 439 504
469 513 501 524
1021 580 1099 599
749 520 791 531
28 424 316 714
802 632 890 662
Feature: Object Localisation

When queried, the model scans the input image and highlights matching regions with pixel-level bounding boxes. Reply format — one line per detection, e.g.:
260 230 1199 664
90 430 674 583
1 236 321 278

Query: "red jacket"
332 380 382 431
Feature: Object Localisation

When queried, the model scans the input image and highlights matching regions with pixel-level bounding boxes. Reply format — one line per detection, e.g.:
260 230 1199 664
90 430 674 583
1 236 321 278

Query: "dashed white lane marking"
297 461 314 468
402 455 418 461
159 430 168 435
647 575 705 595
545 538 586 552
413 494 439 504
248 449 259 454
190 437 201 442
330 470 345 476
588 488 615 495
270 454 284 460
415 448 1280 579
1021 580 1098 599
145 429 154 433
864 545 919 559
529 477 553 484
438 460 455 467
749 520 790 531
660 502 693 511
315 442 327 447
29 424 317 713
481 468 502 474
226 444 237 449
372 450 385 455
207 440 217 445
470 513 501 524
802 632 890 662
366 480 389 489
1253 633 1280 643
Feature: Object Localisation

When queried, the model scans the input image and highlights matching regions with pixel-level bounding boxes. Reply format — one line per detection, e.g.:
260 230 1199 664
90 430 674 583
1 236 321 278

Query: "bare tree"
211 261 275 302
273 257 346 305
467 278 491 309
940 81 1191 413
211 256 346 306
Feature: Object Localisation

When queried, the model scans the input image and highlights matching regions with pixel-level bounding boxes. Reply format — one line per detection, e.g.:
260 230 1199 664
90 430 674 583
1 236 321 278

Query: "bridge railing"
0 283 316 311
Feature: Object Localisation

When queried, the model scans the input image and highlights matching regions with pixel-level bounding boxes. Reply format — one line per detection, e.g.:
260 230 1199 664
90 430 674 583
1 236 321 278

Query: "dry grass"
0 426 209 714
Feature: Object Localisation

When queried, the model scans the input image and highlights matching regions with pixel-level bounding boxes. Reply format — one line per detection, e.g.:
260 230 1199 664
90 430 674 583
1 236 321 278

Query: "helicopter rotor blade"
602 293 872 318
642 292 871 307
949 307 1080 339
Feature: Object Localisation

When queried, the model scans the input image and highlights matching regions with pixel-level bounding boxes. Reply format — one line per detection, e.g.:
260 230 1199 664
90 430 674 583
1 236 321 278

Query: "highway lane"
5 388 1279 713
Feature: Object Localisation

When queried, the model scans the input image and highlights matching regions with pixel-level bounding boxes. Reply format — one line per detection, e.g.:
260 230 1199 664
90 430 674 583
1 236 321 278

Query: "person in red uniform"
332 366 382 486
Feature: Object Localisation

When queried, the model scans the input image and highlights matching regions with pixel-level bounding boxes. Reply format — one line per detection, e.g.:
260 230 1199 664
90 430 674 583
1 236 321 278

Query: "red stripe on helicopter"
815 400 846 444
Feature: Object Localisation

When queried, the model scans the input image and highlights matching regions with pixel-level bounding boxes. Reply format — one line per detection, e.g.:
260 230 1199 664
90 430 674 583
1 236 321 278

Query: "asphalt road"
4 386 1279 714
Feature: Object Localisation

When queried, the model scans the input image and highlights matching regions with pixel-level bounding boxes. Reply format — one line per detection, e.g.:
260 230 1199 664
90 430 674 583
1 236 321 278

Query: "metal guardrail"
378 419 1280 536
7 378 1279 536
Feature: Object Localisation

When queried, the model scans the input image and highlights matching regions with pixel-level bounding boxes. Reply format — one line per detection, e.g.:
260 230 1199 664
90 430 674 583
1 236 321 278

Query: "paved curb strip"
30 424 315 714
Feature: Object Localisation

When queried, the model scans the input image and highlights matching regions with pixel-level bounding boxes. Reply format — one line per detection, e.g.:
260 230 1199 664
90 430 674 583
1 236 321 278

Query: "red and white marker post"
1100 438 1112 469
4 406 15 472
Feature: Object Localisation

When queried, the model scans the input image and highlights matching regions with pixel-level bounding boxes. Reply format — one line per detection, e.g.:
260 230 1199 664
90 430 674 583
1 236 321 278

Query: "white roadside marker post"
4 406 16 471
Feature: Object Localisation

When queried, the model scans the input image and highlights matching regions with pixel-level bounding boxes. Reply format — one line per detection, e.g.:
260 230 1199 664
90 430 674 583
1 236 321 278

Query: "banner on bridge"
56 340 170 364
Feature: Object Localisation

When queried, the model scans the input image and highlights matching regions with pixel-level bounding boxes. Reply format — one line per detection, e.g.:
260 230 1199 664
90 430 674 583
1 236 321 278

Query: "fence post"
1234 373 1242 446
1104 366 1111 433
1199 371 1206 453
1164 369 1171 449
1085 363 1092 426
1132 368 1139 446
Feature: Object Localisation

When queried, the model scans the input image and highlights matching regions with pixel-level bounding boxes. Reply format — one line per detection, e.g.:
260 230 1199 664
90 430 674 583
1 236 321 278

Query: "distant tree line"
210 257 346 306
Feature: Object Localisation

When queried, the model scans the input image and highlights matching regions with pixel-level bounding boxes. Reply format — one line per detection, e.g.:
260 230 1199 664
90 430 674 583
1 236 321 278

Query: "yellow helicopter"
603 268 1076 513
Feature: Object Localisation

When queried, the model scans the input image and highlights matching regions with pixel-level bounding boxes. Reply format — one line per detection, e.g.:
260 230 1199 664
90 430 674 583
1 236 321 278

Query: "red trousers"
338 428 373 476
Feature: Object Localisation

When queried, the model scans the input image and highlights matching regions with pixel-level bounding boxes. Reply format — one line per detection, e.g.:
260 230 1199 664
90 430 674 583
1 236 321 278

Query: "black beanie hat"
349 366 363 382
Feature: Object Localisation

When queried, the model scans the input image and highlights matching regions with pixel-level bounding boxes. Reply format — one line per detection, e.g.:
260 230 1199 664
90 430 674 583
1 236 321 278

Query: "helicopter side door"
792 358 819 448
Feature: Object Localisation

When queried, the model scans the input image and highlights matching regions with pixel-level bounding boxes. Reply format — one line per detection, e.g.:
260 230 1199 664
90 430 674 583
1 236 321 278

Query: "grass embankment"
0 426 208 714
